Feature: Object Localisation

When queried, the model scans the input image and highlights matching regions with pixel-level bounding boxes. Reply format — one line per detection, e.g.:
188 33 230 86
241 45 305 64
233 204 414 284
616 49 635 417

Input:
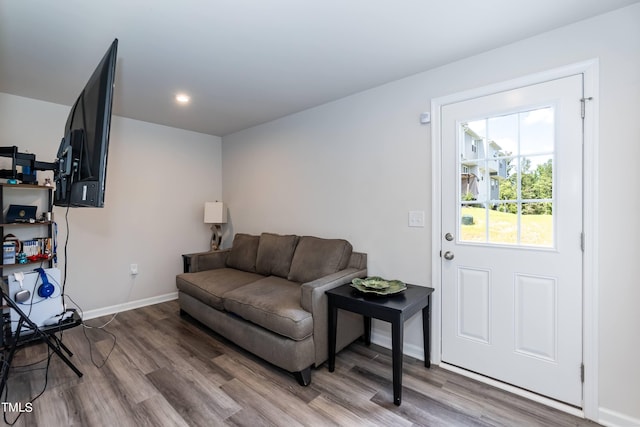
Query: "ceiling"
1 1 638 137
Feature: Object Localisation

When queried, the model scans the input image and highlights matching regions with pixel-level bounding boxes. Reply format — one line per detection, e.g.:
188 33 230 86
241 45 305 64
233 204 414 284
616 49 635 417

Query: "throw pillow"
256 233 299 278
225 233 260 273
288 236 353 283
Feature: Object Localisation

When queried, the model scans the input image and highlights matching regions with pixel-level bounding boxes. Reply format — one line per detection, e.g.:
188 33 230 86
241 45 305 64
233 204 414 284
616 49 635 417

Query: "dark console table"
326 283 434 406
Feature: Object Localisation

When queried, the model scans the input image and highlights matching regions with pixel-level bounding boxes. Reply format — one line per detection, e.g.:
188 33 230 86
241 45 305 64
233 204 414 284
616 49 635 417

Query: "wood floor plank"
307 394 379 427
309 367 413 427
370 384 494 427
146 365 240 424
213 354 328 426
220 378 304 427
2 300 601 426
91 343 159 404
58 375 137 427
131 394 192 427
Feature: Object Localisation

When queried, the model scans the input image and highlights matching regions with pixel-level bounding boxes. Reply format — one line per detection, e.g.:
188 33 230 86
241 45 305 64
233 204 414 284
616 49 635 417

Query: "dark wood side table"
326 283 434 406
182 253 193 273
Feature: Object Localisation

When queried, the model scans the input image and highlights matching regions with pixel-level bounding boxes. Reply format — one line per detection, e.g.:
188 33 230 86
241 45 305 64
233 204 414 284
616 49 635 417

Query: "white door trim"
430 59 599 420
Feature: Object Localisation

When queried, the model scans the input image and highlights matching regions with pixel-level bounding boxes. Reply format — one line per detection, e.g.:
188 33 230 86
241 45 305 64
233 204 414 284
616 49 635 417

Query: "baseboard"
80 291 179 320
370 331 425 361
598 407 640 427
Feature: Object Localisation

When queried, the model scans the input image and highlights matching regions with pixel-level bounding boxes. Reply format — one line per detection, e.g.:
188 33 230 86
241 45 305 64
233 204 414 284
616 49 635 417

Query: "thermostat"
420 112 431 124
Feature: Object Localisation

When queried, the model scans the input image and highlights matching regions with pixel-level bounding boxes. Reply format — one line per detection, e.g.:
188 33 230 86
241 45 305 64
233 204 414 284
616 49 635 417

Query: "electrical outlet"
130 264 139 275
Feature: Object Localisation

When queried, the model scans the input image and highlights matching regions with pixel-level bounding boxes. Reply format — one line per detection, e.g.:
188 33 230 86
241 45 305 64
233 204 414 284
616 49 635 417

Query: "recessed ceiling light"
175 93 191 104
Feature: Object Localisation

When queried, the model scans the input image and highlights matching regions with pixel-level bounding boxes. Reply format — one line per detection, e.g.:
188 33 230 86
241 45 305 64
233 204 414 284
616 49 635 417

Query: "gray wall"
0 93 223 316
221 4 640 424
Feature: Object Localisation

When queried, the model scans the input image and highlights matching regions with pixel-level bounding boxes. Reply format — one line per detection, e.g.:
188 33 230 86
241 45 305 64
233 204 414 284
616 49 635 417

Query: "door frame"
430 59 599 420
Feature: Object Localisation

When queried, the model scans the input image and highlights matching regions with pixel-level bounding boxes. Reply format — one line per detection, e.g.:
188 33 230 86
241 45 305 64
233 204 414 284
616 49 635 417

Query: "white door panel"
441 74 583 406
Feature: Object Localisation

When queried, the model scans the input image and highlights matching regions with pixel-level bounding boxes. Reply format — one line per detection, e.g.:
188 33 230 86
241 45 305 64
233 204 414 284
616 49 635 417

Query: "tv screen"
54 39 118 208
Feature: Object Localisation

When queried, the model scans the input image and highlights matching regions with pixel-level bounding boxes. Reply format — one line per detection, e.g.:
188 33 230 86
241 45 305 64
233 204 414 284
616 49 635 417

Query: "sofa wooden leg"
294 367 312 386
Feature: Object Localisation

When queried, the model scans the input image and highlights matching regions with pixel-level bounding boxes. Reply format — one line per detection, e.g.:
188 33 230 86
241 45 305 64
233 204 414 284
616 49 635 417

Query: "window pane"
460 160 481 202
520 107 554 155
488 204 518 245
466 120 486 146
461 123 484 162
488 113 518 155
521 202 554 247
496 156 517 202
520 156 553 200
460 205 486 242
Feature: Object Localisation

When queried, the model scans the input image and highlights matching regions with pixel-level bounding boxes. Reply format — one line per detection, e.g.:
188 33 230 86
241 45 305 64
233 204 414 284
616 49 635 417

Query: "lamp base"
210 224 223 251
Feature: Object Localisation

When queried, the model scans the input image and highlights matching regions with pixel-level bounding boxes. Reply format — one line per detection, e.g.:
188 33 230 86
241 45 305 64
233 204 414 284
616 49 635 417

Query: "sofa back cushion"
226 233 260 273
256 233 299 278
288 236 353 283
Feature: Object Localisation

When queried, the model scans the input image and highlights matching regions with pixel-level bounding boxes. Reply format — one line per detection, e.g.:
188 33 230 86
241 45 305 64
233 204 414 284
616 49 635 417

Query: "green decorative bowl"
351 277 407 296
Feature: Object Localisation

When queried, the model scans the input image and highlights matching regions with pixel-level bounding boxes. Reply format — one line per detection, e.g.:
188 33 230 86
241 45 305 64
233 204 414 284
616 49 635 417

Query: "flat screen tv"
54 39 118 208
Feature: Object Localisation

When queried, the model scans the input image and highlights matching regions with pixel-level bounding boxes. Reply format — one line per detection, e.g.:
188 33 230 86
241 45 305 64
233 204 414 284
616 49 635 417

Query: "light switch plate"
408 210 425 227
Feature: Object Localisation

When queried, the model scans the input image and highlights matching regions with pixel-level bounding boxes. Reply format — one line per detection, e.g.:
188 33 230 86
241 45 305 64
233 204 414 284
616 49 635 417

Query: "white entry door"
440 74 584 406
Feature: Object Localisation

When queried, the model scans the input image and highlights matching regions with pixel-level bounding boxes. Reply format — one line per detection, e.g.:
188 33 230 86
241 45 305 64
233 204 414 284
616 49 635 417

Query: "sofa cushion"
255 233 299 278
223 276 313 341
176 268 264 310
226 233 260 273
287 236 353 283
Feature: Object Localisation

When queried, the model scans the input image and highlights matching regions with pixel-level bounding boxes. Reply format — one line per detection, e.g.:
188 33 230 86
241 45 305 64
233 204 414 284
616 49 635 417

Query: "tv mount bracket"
0 146 57 184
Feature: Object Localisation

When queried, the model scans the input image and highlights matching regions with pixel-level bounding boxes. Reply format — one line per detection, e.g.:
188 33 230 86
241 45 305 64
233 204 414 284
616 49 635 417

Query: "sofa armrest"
184 249 230 272
299 268 364 311
300 267 367 366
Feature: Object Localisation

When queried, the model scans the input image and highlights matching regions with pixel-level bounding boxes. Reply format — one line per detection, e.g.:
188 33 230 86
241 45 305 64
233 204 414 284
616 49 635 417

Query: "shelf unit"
0 183 55 275
0 183 81 395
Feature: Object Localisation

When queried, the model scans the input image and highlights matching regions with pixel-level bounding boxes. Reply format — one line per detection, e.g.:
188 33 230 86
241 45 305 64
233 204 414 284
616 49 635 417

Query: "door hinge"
580 363 585 383
580 232 585 252
580 97 593 119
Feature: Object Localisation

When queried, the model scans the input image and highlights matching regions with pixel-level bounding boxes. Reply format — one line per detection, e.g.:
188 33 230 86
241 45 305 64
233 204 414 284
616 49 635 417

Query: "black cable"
2 173 119 424
63 294 117 368
82 323 117 369
1 195 72 424
62 201 71 296
2 346 53 426
8 356 50 370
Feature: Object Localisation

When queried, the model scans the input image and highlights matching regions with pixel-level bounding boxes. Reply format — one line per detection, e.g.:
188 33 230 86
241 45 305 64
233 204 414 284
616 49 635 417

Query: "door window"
459 107 555 248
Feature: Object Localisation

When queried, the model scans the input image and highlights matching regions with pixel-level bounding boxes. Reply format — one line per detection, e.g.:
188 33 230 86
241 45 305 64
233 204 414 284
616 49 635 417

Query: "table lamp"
204 201 227 250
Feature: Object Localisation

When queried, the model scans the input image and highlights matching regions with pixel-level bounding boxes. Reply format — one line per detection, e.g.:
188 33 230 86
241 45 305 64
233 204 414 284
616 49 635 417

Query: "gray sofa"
176 232 367 385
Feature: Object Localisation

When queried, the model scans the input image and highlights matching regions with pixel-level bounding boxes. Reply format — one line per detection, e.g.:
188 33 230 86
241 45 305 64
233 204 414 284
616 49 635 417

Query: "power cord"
2 341 54 426
1 203 71 423
63 293 117 369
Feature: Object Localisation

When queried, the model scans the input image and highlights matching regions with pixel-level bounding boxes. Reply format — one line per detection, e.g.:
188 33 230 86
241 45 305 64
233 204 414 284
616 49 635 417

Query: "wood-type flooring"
2 300 600 426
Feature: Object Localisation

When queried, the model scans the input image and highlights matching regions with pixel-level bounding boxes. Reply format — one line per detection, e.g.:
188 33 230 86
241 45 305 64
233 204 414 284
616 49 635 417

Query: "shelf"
0 183 54 191
2 256 55 268
13 310 82 345
0 221 53 227
1 184 54 273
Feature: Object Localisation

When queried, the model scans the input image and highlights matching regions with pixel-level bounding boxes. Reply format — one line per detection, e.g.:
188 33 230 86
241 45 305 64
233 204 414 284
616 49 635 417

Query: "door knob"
443 251 455 260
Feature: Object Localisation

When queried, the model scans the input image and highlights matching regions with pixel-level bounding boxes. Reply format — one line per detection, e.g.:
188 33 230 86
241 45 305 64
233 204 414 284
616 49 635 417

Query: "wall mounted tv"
55 39 118 208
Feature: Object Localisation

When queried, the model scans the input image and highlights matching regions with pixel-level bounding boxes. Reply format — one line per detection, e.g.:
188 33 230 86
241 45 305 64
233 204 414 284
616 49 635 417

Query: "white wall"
0 93 222 315
222 4 640 425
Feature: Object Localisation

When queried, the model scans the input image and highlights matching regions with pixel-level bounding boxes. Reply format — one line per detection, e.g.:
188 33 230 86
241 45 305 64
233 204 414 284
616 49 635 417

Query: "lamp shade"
204 202 227 224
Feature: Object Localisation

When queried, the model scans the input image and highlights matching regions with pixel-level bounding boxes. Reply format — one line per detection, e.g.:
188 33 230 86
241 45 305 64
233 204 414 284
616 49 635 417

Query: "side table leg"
328 304 337 372
423 295 431 368
391 318 404 406
363 316 371 346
